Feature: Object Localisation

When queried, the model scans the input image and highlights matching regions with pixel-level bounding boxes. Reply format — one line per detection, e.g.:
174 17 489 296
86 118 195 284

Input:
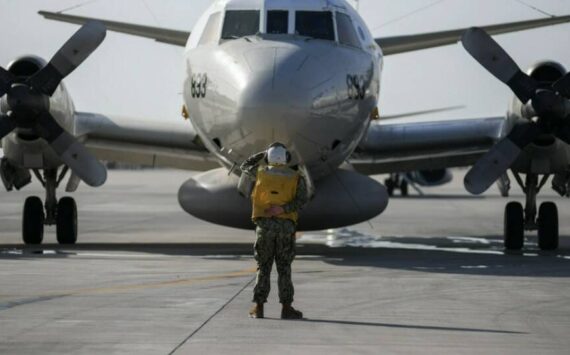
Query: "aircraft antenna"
55 0 100 14
370 0 446 32
513 0 555 18
142 0 162 26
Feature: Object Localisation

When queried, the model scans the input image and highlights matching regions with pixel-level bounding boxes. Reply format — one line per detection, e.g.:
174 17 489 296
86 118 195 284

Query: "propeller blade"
0 67 15 97
0 115 16 140
557 124 570 145
29 21 106 96
462 27 537 103
553 72 570 98
464 123 541 195
35 112 107 187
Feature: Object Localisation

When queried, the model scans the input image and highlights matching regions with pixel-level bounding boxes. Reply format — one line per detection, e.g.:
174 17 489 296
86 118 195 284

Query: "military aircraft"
2 0 570 250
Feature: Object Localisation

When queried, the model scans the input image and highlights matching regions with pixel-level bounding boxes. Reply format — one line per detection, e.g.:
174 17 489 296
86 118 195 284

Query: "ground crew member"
240 143 308 319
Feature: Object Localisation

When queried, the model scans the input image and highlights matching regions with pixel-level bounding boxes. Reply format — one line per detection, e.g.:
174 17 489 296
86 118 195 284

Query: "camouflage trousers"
252 218 297 305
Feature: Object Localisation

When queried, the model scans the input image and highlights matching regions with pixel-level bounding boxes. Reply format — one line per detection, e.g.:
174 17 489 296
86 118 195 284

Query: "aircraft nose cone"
203 39 350 171
235 43 334 144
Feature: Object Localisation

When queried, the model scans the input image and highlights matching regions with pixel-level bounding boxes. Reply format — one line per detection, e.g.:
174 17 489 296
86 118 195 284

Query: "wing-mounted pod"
179 168 388 231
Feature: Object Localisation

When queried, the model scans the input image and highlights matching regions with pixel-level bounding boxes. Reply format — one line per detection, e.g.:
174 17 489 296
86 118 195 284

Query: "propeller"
462 27 570 195
553 72 570 98
0 115 16 139
0 21 107 187
0 67 15 97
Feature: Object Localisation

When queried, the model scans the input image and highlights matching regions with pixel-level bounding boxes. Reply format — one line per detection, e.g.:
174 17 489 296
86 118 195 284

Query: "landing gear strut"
503 173 558 251
22 168 78 245
385 174 409 197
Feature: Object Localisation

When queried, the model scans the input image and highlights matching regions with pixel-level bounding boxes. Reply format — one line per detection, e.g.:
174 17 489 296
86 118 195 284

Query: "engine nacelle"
526 61 566 83
7 55 47 77
405 169 452 187
178 168 389 231
510 61 568 118
1 56 75 170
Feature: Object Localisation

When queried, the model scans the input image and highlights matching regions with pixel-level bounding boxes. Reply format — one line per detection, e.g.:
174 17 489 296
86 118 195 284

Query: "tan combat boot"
281 304 303 319
249 303 264 319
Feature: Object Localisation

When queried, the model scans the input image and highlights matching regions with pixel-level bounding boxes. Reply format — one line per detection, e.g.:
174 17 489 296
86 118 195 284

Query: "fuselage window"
267 10 288 34
336 12 361 48
221 10 260 40
199 12 222 45
295 11 334 41
358 26 366 41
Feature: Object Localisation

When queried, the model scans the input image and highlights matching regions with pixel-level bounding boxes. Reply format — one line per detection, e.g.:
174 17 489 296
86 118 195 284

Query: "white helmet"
267 143 290 166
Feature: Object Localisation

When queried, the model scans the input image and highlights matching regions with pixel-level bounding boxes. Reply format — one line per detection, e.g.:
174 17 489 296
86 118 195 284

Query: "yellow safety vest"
251 166 299 223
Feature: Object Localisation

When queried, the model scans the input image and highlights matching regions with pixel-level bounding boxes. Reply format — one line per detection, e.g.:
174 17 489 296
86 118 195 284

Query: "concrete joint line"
168 276 256 355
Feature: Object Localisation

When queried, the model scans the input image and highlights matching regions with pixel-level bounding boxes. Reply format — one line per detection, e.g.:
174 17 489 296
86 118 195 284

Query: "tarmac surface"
1 169 569 354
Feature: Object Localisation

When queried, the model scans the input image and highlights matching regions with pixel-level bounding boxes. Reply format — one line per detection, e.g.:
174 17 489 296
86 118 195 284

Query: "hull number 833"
347 74 367 100
191 73 208 98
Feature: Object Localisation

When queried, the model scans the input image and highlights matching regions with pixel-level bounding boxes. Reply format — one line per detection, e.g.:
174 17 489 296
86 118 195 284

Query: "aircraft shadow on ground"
301 230 570 278
1 231 569 278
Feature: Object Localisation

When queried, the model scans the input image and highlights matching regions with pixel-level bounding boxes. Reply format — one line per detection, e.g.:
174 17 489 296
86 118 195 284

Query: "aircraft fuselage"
182 0 382 180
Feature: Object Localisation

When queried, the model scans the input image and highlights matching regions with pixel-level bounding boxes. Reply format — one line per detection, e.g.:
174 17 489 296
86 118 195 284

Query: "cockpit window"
267 10 288 34
199 12 221 45
295 11 334 41
221 10 260 40
336 13 361 48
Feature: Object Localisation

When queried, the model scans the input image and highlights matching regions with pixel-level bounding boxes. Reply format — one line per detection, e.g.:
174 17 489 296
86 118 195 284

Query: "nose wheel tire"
504 202 524 251
538 202 558 251
384 178 394 196
401 180 409 197
56 197 78 245
384 175 409 197
23 196 45 245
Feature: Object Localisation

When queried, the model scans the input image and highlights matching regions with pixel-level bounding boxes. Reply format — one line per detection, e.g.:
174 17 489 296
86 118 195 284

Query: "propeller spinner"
462 27 570 195
0 21 107 187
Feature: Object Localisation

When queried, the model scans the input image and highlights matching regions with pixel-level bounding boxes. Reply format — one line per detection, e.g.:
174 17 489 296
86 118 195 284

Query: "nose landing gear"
384 174 409 197
503 173 559 251
22 168 78 245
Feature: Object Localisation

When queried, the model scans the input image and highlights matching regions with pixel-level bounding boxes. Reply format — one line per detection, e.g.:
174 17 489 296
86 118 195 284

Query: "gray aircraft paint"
183 0 381 181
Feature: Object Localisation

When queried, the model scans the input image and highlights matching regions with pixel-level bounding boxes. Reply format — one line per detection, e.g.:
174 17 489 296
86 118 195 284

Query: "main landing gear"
385 174 409 197
503 173 558 251
22 168 77 245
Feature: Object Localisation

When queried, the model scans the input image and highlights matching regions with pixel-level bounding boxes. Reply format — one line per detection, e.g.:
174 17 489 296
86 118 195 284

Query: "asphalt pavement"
1 169 569 354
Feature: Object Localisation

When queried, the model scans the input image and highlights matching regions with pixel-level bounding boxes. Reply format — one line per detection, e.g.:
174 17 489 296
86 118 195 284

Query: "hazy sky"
1 0 569 123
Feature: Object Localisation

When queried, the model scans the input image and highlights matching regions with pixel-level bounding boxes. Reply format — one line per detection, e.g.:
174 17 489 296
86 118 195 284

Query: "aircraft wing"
39 11 570 55
38 11 189 46
377 14 570 55
351 117 507 174
75 113 217 171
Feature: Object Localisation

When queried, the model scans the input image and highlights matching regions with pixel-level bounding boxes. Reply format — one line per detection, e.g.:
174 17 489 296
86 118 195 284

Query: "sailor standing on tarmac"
240 143 309 319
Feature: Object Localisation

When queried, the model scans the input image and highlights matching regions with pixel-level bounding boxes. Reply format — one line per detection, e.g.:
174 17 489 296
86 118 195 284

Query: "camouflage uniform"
240 153 308 305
